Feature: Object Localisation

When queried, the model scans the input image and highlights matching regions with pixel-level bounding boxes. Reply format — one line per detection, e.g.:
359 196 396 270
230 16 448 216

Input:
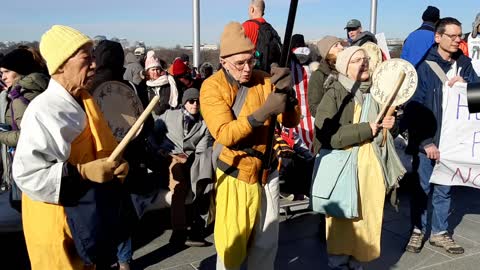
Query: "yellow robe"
22 90 117 270
325 102 386 262
214 168 262 268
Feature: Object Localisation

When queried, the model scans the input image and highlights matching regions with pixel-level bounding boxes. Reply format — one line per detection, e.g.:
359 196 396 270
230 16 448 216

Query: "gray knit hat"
473 13 480 38
317 36 343 59
335 46 365 76
182 88 200 105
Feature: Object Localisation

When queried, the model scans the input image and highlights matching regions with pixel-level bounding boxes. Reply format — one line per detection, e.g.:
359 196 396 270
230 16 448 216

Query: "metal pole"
261 0 299 184
370 0 378 34
193 0 201 68
279 0 299 67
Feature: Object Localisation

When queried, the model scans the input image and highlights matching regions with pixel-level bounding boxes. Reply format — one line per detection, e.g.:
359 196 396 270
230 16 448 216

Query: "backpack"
248 20 282 73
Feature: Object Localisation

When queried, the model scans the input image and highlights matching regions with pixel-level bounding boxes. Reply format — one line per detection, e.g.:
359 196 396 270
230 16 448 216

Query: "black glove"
249 92 287 127
270 63 292 92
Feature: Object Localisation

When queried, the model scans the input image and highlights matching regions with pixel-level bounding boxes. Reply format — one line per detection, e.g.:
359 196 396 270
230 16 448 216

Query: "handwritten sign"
431 83 480 188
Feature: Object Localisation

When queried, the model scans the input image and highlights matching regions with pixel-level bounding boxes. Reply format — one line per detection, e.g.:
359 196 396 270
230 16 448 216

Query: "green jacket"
307 60 334 117
0 73 48 190
313 81 373 154
0 73 49 147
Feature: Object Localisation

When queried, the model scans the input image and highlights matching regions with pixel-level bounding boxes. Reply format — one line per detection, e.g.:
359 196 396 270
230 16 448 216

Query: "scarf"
75 90 118 161
362 95 406 204
181 107 198 136
337 73 371 105
146 74 179 108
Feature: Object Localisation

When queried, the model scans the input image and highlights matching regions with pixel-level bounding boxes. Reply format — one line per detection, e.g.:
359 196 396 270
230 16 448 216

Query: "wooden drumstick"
107 95 160 162
375 71 406 124
381 106 397 146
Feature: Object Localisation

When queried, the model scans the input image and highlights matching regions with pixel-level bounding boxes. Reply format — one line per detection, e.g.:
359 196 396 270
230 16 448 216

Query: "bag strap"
212 85 249 167
128 81 138 96
247 19 263 27
426 60 448 84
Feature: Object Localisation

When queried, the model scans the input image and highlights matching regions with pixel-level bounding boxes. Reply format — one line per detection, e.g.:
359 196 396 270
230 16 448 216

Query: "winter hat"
473 13 480 38
422 6 440 23
171 58 190 77
0 48 36 75
134 47 146 56
220 22 255 57
94 40 125 72
40 25 92 75
317 36 343 59
180 53 190 62
335 46 364 76
145 50 162 71
182 88 200 105
291 34 306 49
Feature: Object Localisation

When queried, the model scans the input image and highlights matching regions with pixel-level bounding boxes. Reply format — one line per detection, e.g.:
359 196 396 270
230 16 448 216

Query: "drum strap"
212 85 249 169
128 81 138 96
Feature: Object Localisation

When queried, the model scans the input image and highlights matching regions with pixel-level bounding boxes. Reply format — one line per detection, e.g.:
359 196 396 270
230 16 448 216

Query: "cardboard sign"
375 32 391 60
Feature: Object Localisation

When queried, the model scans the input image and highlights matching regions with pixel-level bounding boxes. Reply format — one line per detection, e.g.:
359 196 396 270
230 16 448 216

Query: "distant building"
183 44 218 51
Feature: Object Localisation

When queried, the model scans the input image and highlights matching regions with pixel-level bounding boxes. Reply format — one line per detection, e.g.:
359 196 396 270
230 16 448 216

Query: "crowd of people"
1 0 480 270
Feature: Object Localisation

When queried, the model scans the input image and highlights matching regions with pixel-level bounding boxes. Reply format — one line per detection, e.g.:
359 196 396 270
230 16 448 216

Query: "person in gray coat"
123 51 144 85
149 87 213 247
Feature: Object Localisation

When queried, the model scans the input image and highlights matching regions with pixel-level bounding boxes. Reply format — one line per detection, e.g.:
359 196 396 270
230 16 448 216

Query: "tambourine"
371 58 418 107
361 41 383 75
92 81 144 141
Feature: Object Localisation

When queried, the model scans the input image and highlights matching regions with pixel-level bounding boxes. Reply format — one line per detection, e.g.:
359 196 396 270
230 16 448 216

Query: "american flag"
290 60 314 153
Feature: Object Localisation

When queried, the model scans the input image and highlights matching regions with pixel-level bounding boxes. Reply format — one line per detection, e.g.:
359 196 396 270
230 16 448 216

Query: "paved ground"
130 186 480 270
2 186 480 270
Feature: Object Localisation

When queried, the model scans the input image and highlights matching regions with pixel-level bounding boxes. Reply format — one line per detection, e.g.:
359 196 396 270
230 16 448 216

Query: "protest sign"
431 82 480 188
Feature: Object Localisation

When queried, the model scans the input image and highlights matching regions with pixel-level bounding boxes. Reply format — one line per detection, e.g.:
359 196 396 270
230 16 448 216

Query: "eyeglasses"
187 99 199 105
224 57 257 71
349 56 370 64
442 33 462 41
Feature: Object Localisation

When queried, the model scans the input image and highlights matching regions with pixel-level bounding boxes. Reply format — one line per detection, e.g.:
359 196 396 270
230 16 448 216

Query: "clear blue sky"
2 0 478 47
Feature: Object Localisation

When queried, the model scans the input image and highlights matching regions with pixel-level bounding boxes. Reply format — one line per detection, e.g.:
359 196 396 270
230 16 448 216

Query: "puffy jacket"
0 73 49 146
401 22 435 67
404 45 479 154
200 69 300 184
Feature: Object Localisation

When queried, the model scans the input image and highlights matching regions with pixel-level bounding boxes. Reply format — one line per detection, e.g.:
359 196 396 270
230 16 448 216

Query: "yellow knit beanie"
40 25 92 75
220 22 255 58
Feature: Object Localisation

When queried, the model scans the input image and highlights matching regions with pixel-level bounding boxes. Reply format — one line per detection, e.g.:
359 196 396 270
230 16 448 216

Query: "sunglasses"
187 99 199 105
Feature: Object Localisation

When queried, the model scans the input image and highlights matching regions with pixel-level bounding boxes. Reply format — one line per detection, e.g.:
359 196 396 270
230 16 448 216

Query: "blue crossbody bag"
311 95 372 219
